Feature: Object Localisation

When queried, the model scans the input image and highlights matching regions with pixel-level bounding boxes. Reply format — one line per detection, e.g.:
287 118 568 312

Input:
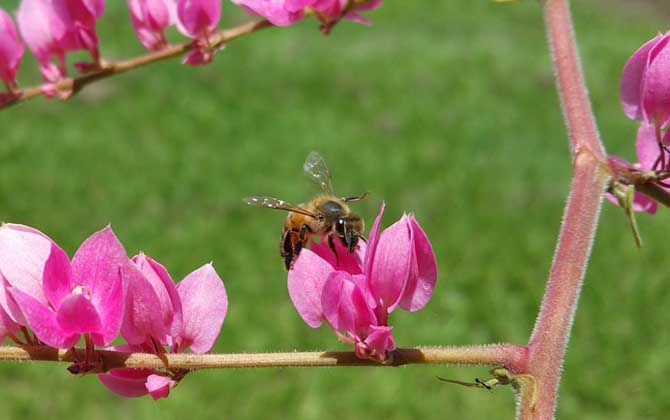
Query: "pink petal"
92 272 124 346
232 0 304 26
310 237 366 274
398 215 437 312
363 202 385 280
0 223 54 307
176 263 227 354
0 273 25 325
0 8 23 87
321 271 374 334
9 287 79 348
71 226 129 311
363 324 395 356
98 368 154 398
621 33 664 121
287 249 336 328
176 0 221 37
133 254 183 342
641 34 670 124
56 292 102 334
368 214 412 312
43 242 73 309
119 264 167 345
16 0 68 64
0 301 20 341
145 374 176 400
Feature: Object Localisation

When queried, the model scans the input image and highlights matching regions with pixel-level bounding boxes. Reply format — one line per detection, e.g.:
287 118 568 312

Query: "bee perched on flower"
287 203 437 363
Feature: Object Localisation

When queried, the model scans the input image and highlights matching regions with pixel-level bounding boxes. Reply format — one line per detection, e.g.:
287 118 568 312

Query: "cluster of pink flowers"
608 32 670 213
288 203 437 362
0 0 383 100
0 223 228 400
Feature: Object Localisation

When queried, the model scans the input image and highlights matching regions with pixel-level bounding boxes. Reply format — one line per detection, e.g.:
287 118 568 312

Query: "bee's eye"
335 219 345 235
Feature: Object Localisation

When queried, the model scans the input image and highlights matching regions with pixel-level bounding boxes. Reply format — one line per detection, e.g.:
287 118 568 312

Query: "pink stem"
522 1 609 419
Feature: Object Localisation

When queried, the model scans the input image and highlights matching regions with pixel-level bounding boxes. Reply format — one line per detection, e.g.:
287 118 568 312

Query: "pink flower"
0 8 24 93
288 203 437 362
606 124 670 214
621 32 670 126
5 226 127 348
232 0 382 29
176 0 221 65
231 0 306 26
127 0 175 51
99 257 227 399
17 0 73 83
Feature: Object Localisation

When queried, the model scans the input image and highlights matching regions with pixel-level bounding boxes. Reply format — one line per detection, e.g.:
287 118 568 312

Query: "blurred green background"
1 0 669 419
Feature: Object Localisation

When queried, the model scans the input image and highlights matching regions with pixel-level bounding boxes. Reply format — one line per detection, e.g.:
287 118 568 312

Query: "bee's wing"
243 196 317 218
303 151 335 195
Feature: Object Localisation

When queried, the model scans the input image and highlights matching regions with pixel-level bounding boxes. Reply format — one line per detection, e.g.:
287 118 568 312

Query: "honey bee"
244 152 368 270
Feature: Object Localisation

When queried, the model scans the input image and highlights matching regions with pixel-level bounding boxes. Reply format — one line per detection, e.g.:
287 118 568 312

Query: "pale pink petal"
43 242 73 309
363 324 394 356
133 254 183 342
0 223 54 306
398 215 437 312
98 368 154 398
92 273 124 346
56 292 102 334
176 263 227 354
321 271 374 334
621 33 664 121
368 214 412 312
288 249 336 328
120 264 167 345
641 34 670 124
0 274 25 325
145 374 176 400
9 287 79 348
71 225 129 310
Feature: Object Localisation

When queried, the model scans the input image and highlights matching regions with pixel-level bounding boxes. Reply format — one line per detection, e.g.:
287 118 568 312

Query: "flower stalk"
0 343 528 372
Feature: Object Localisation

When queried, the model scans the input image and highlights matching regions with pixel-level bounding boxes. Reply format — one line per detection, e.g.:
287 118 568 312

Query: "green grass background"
1 0 669 419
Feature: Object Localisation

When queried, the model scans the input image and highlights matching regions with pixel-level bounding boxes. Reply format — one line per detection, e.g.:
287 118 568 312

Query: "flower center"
72 285 92 300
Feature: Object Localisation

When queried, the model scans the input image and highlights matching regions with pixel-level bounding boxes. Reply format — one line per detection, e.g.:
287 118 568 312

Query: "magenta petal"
635 122 661 170
9 287 78 348
310 237 365 274
364 325 395 355
0 223 54 306
621 34 664 121
98 368 153 398
363 202 385 280
368 214 412 312
146 374 176 400
120 264 166 346
287 249 336 328
176 0 221 37
43 242 73 309
176 263 227 354
398 215 437 312
232 0 304 26
71 226 129 309
56 292 102 334
92 273 124 346
322 271 374 334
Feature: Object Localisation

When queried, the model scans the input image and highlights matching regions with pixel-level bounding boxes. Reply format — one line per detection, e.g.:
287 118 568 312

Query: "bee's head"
335 215 365 253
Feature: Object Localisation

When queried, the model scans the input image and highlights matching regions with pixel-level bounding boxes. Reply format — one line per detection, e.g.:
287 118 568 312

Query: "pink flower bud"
621 32 670 126
231 0 305 26
0 8 24 92
127 0 175 51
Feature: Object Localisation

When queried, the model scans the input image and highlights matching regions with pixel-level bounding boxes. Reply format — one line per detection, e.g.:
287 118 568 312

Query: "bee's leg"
342 192 369 203
291 224 312 268
328 234 340 266
281 228 295 270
